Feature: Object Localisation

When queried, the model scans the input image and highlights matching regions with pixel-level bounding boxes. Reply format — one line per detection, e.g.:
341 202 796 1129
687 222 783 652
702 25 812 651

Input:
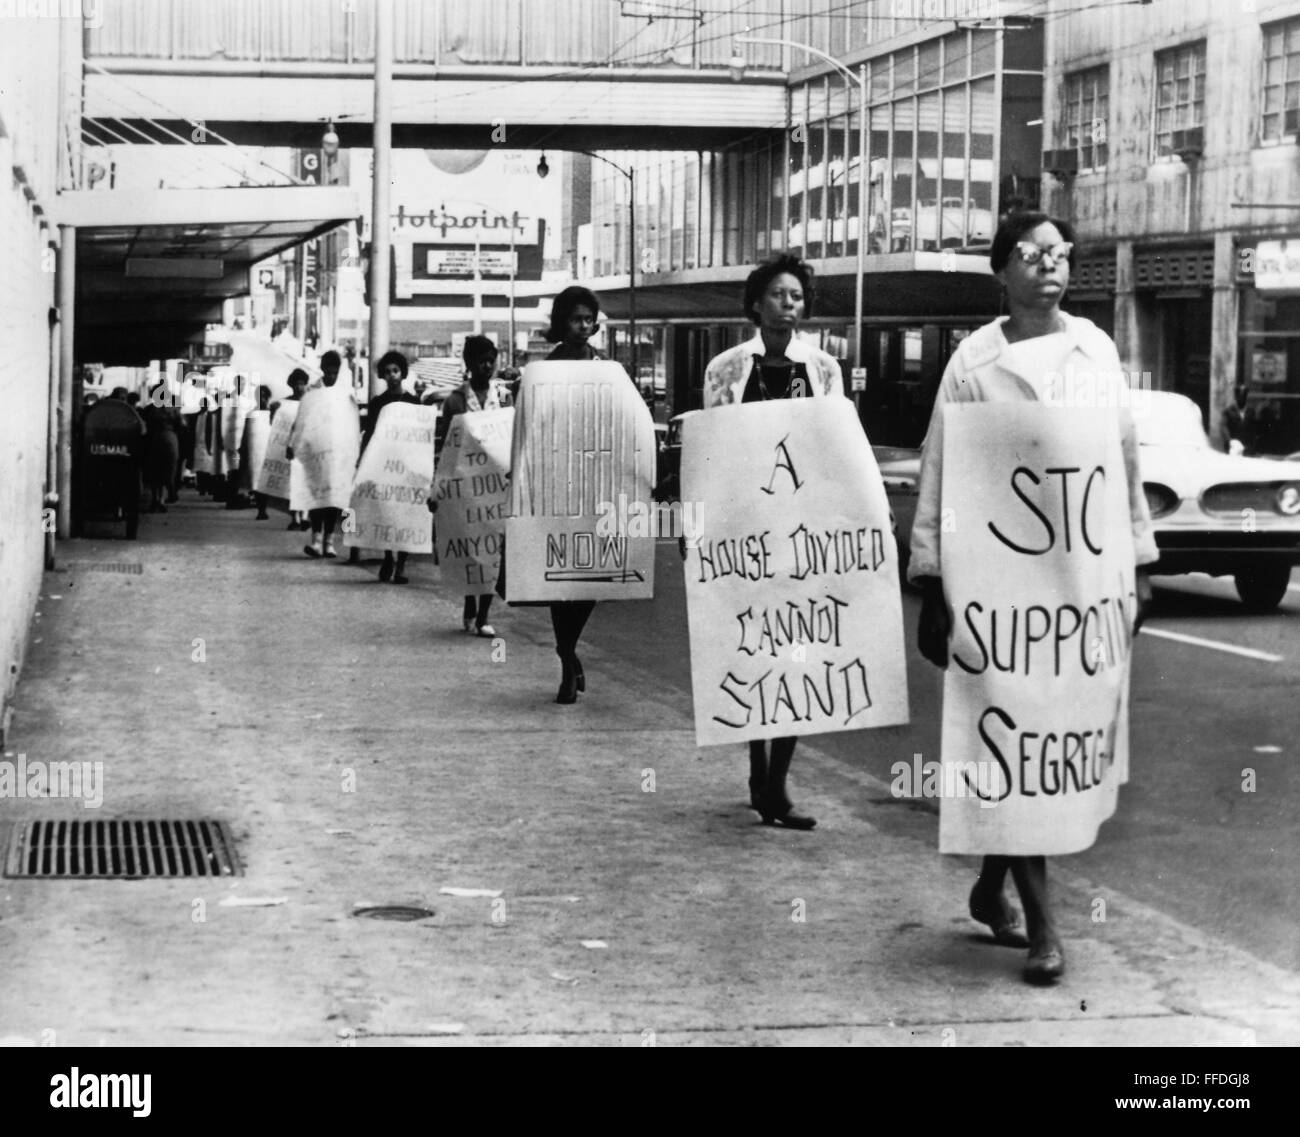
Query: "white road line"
1140 626 1284 663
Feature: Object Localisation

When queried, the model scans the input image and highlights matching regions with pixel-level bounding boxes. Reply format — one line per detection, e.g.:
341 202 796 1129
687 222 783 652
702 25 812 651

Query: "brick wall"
0 18 62 732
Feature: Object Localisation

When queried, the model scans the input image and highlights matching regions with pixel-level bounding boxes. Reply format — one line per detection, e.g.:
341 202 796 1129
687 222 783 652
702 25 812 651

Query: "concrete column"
1208 230 1240 451
57 225 75 539
1112 240 1138 371
367 0 393 399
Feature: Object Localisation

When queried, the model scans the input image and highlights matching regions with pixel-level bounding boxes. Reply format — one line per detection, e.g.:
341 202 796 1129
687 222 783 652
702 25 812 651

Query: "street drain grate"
76 562 143 574
3 819 241 879
352 905 436 921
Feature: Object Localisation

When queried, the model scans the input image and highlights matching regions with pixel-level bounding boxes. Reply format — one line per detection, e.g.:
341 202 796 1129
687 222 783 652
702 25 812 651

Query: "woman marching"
435 334 513 636
909 211 1157 983
700 254 845 830
540 286 612 703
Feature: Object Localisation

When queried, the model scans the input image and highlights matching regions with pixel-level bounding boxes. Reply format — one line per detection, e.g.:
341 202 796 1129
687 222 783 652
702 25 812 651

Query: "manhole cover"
352 905 436 921
3 818 241 879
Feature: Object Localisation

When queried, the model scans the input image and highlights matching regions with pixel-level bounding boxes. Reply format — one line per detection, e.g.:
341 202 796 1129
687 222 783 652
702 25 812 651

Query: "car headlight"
1143 482 1179 519
1278 483 1300 516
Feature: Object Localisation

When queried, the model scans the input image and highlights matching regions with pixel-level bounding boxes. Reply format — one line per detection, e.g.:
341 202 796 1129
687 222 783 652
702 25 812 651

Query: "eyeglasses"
1014 241 1073 266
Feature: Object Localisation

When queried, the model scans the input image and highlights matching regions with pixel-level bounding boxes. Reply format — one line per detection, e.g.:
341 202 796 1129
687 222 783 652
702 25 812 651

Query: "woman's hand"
426 497 437 514
284 446 294 460
1133 569 1153 633
916 576 952 669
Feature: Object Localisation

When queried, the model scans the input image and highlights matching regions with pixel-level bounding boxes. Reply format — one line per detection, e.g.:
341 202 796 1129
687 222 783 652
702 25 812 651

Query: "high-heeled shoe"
573 655 585 693
555 652 579 704
757 792 816 830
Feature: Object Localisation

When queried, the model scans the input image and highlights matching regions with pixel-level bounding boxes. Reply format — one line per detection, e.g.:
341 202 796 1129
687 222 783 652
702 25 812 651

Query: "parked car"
875 445 922 584
653 412 693 503
876 392 1300 610
1138 391 1300 610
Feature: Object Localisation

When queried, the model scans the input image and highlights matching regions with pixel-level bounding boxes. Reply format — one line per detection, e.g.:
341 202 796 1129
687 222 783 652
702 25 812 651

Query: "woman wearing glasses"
909 212 1157 984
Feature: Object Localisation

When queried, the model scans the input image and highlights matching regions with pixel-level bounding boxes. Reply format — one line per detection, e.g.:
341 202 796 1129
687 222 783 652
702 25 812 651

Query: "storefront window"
970 78 996 228
891 100 915 253
1239 288 1300 453
942 86 969 247
916 93 940 250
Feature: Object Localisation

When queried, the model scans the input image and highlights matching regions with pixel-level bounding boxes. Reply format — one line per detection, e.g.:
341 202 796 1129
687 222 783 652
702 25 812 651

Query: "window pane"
918 41 940 90
942 31 967 83
895 49 915 96
970 29 995 75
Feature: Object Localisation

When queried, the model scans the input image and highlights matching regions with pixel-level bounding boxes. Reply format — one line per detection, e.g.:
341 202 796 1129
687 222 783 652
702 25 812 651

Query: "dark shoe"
969 888 1030 948
299 519 312 532
378 556 394 582
757 793 816 830
303 541 322 559
392 573 409 585
1024 943 1065 985
286 520 299 531
255 511 269 520
555 653 579 704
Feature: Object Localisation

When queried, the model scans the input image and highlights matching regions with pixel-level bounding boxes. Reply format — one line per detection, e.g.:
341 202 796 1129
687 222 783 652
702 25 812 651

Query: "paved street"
0 494 1296 1047
598 551 1300 972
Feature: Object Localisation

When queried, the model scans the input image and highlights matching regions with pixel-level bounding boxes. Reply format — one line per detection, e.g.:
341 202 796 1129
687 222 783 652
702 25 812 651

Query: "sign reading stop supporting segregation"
938 403 1138 856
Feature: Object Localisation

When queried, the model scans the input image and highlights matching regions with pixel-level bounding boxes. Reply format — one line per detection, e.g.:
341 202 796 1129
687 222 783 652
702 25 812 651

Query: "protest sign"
243 409 270 492
432 407 514 590
505 361 655 602
939 404 1137 856
288 387 360 512
255 400 298 499
681 398 909 747
344 402 439 554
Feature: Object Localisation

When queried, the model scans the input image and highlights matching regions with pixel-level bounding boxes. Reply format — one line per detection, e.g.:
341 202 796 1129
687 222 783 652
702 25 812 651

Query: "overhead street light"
732 36 867 372
538 150 639 381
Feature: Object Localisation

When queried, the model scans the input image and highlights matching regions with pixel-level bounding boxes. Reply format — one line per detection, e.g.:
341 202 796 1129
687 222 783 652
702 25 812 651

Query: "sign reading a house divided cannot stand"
681 397 909 747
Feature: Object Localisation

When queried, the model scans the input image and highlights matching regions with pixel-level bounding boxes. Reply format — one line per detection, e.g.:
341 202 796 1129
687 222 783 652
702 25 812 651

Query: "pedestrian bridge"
85 0 789 152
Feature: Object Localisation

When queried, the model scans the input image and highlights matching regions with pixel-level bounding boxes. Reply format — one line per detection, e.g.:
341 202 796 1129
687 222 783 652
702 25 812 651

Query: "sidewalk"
0 495 1295 1046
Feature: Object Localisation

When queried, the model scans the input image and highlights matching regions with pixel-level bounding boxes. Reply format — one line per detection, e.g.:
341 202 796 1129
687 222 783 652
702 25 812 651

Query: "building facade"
581 3 1043 442
0 14 71 740
1043 0 1300 453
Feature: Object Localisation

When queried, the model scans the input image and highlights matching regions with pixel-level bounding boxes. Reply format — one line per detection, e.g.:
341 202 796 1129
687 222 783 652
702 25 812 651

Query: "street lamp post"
732 37 866 372
539 151 637 381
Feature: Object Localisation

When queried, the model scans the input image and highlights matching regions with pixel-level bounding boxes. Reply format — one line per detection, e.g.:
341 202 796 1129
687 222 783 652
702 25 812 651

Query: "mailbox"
79 398 146 538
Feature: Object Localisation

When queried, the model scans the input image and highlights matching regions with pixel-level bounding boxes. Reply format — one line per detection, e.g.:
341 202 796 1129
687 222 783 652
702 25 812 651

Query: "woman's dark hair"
377 350 409 378
287 368 310 388
462 334 498 364
546 285 601 343
743 254 816 323
989 211 1078 273
320 349 342 370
